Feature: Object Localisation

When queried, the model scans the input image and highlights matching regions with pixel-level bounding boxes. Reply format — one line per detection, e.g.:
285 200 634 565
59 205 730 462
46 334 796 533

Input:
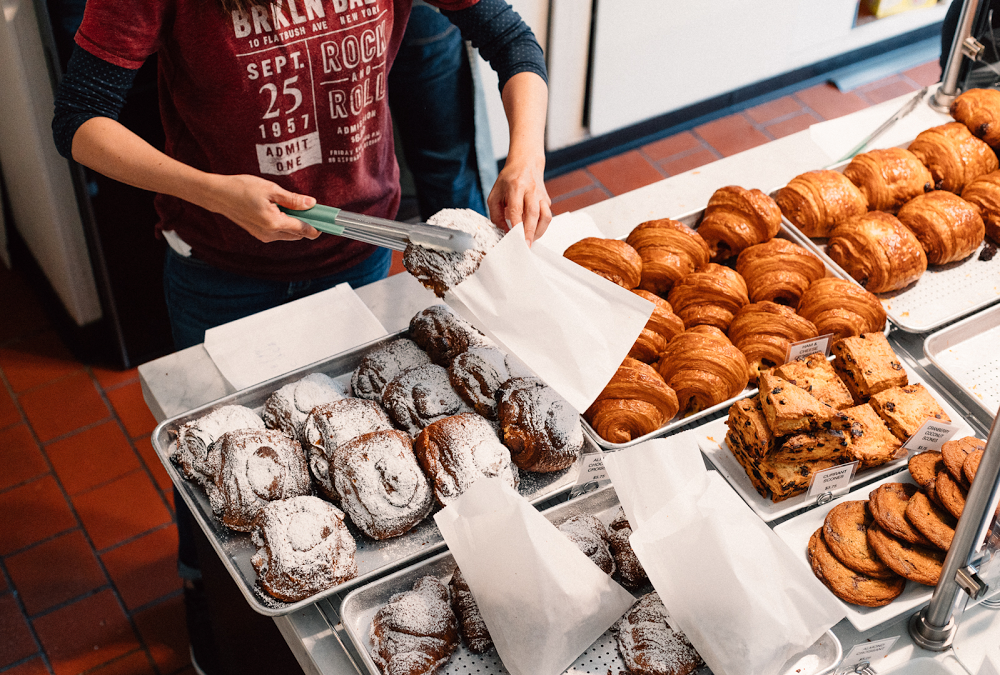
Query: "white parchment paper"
606 438 845 675
434 478 636 675
532 211 605 255
446 224 652 413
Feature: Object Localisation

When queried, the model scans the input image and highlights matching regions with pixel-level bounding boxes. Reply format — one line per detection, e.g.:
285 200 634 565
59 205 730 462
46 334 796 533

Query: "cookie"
964 449 984 485
908 451 944 491
942 436 985 487
934 470 967 521
905 490 957 551
808 528 905 607
868 482 932 546
822 501 896 579
867 523 945 586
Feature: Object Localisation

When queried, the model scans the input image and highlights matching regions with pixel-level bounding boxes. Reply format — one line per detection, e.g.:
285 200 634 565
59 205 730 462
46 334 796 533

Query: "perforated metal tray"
582 205 844 450
339 486 843 675
924 303 1000 421
150 331 587 616
772 153 1000 334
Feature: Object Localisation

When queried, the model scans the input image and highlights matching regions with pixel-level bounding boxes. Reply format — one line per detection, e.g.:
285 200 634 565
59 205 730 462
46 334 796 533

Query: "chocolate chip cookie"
942 436 985 487
933 470 967 521
964 449 984 486
868 482 932 546
905 490 957 551
823 501 896 578
867 523 945 586
808 528 905 607
908 451 944 491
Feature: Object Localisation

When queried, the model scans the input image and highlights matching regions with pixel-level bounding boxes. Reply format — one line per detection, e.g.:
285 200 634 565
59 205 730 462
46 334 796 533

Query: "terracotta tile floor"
0 62 938 675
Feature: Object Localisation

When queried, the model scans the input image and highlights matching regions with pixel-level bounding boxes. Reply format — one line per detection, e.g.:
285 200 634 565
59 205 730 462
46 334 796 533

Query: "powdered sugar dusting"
371 576 459 673
448 347 511 420
351 339 432 401
403 209 504 297
262 373 344 443
382 364 473 436
174 405 264 485
558 514 615 575
250 495 357 602
498 378 584 472
615 592 703 675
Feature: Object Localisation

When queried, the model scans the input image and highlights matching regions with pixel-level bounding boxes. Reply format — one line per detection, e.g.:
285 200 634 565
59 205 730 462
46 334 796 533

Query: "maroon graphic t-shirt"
76 0 477 281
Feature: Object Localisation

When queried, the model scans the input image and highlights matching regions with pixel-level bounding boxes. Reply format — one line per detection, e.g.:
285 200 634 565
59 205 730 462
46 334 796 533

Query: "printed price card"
807 461 859 498
574 451 608 488
840 636 898 671
785 333 833 363
903 419 960 453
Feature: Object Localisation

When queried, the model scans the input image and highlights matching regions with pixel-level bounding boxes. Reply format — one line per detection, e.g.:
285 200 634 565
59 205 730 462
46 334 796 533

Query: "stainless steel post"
931 0 982 112
910 408 1000 651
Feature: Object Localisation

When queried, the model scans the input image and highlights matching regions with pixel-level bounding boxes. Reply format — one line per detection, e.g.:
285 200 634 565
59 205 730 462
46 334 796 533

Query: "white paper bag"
446 224 652 413
629 473 845 675
434 478 636 675
532 211 605 255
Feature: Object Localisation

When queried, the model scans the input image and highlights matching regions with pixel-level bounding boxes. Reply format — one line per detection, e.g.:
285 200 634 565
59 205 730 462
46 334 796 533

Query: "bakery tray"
771 156 1000 334
581 205 843 451
924 303 1000 421
150 331 588 617
339 485 843 675
698 358 976 523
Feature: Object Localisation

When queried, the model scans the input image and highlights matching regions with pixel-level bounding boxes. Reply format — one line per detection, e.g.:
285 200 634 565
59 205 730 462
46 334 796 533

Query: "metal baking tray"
771 153 1000 334
924 303 1000 421
339 485 843 675
582 205 854 451
150 331 588 616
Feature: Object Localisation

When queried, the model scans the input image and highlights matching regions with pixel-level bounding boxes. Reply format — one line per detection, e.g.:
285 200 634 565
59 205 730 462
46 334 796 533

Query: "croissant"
584 358 679 444
908 122 999 194
371 576 459 675
797 277 887 339
775 170 868 237
961 170 1000 244
697 185 782 261
624 218 711 295
727 302 819 383
666 263 749 332
657 329 750 415
896 191 985 264
563 237 642 289
843 147 933 212
628 289 684 363
735 238 826 308
950 88 1000 146
827 211 928 293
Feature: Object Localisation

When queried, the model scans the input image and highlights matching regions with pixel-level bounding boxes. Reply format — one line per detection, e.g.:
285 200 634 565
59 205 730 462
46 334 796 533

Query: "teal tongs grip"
280 205 344 235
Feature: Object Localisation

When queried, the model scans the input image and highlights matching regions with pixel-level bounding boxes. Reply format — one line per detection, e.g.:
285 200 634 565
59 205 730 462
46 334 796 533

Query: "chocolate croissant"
657 328 750 415
843 147 933 213
563 237 642 289
735 238 826 308
961 170 1000 245
908 122 999 194
896 191 985 264
797 277 887 339
697 185 782 261
628 289 684 363
727 301 819 383
776 169 868 237
666 263 749 332
950 88 1000 146
584 358 679 444
624 218 711 295
827 211 928 293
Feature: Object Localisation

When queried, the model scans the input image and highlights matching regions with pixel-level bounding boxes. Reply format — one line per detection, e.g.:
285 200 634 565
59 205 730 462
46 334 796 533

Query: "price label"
807 460 859 498
903 419 961 453
840 636 898 671
574 452 608 488
785 333 833 363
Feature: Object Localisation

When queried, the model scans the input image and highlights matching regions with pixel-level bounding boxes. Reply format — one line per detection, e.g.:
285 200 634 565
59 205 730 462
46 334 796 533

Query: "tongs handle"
281 205 344 236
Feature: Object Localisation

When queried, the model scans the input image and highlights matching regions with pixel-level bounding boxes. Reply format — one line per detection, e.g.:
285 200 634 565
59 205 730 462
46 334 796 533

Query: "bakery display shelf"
772 472 931 633
581 206 846 451
924 303 1000 423
697 360 976 523
150 331 588 617
771 155 1000 334
339 485 843 675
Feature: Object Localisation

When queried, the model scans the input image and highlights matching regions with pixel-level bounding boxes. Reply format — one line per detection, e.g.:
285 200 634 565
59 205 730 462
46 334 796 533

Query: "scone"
770 429 853 464
773 353 854 410
843 403 903 469
725 397 775 460
868 384 951 441
831 332 908 402
758 371 850 436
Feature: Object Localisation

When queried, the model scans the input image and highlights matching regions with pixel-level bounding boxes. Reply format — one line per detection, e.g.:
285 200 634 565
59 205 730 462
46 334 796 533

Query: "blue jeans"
389 5 487 219
164 245 390 576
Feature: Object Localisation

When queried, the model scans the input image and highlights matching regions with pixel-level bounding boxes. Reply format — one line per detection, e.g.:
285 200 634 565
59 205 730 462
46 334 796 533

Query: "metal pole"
910 408 1000 650
931 0 982 112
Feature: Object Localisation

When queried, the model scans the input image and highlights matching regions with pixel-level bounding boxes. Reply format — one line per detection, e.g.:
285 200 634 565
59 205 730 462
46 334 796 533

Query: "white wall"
0 0 101 325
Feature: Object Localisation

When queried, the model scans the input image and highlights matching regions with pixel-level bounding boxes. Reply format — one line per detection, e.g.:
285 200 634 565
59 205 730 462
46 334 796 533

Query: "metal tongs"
280 204 476 253
832 86 929 165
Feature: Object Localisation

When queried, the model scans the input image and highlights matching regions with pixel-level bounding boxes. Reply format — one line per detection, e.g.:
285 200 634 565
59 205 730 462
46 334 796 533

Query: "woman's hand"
488 151 552 246
203 174 321 242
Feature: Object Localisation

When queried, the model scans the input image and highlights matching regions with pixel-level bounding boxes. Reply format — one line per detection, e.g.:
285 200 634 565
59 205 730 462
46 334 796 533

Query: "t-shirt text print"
233 0 387 176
